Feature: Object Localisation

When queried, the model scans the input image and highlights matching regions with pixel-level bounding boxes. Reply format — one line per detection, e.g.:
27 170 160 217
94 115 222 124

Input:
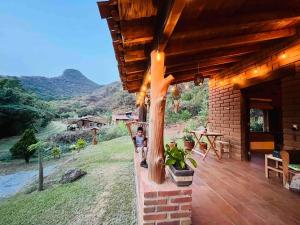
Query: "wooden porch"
191 153 300 225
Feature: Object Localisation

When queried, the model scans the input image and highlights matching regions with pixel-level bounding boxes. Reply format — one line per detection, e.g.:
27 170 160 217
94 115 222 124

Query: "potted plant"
165 144 197 186
183 134 195 151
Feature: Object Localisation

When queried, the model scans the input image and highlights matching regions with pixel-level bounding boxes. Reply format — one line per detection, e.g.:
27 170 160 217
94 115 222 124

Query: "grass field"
0 136 136 225
0 121 66 161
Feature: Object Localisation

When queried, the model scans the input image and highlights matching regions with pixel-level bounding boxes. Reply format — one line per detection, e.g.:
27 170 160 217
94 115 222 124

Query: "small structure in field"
111 111 138 124
67 116 107 130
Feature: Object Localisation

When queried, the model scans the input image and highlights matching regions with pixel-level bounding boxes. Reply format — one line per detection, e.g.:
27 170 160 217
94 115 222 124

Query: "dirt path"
0 165 56 199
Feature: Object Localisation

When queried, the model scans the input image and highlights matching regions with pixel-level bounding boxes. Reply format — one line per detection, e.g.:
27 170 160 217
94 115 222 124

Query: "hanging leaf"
188 157 197 168
179 160 186 169
166 158 176 166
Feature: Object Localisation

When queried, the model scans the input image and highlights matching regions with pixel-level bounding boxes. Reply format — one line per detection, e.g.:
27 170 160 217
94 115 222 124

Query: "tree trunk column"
148 50 174 184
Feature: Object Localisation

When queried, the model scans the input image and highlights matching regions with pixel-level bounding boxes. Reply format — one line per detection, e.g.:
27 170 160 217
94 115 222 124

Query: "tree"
28 141 48 191
10 128 37 163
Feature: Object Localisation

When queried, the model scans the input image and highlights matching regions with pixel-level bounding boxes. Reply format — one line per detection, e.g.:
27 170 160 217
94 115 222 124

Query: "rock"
60 168 87 184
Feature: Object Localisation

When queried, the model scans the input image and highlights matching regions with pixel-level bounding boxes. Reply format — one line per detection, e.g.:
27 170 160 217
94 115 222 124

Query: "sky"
0 0 118 84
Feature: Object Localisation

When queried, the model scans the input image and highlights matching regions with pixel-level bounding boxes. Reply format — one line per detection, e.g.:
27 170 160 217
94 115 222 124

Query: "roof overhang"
98 0 300 93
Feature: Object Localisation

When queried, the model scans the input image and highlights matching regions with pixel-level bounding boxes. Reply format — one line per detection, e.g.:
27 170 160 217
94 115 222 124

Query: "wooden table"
190 131 223 160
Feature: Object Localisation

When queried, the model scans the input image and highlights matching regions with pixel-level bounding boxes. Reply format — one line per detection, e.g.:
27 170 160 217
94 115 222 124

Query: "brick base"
134 153 192 225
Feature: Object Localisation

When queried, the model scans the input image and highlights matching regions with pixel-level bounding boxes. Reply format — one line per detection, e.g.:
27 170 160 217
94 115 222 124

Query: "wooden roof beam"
153 0 187 51
166 28 296 56
166 46 259 67
173 10 300 41
166 57 239 74
135 0 187 89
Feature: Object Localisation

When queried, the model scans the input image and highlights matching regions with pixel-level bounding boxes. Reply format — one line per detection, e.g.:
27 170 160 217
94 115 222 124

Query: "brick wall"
208 61 300 159
281 61 300 150
208 75 244 160
143 190 192 225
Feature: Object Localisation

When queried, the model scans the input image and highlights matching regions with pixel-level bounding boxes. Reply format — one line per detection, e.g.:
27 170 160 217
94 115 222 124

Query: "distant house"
112 111 138 124
67 116 108 130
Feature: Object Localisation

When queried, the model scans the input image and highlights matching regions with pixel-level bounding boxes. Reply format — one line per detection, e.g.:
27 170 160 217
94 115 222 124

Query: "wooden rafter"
166 28 296 56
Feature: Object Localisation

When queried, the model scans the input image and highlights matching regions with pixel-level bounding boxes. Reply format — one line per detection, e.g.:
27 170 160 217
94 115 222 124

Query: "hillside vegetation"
165 81 208 128
16 69 101 100
0 78 57 138
53 81 136 118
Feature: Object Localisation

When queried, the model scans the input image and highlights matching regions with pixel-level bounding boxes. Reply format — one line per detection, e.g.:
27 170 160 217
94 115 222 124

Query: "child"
133 126 148 168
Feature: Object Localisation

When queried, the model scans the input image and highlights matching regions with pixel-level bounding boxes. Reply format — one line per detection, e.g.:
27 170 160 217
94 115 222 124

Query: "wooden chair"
281 150 300 188
126 121 149 146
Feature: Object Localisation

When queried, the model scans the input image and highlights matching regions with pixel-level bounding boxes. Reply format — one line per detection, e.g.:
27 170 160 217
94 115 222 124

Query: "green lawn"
0 121 66 161
0 136 137 225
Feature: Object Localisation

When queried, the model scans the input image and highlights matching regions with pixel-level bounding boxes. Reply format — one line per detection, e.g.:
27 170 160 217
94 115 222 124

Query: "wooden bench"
216 140 231 159
265 154 284 185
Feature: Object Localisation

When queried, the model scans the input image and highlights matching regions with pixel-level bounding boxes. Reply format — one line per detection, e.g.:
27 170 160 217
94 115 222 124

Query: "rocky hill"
15 69 101 100
53 81 136 117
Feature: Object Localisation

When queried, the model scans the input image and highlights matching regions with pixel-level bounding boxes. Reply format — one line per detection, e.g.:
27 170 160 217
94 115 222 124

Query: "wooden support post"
138 103 147 122
92 128 98 145
148 50 174 184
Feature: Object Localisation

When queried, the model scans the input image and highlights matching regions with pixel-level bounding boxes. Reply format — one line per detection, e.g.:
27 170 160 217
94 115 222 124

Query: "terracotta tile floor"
191 153 300 225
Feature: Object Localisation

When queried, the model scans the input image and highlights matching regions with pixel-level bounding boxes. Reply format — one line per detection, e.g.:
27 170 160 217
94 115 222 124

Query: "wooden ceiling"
98 0 300 93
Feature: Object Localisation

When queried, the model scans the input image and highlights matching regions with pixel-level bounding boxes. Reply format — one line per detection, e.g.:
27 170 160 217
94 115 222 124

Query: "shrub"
51 146 61 159
48 130 92 144
10 128 38 163
98 122 129 141
75 138 86 152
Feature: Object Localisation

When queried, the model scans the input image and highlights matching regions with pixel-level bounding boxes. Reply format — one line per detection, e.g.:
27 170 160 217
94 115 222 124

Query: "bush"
48 130 92 144
10 128 38 163
75 138 86 151
165 109 192 124
98 122 128 141
51 146 61 159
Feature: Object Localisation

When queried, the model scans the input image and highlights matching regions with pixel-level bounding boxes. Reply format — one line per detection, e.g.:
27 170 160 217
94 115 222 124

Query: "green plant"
10 128 38 163
75 138 86 152
98 122 128 141
165 144 197 170
52 146 61 159
182 134 194 143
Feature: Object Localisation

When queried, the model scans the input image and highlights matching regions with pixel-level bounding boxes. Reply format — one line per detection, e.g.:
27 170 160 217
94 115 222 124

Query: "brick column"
134 153 192 225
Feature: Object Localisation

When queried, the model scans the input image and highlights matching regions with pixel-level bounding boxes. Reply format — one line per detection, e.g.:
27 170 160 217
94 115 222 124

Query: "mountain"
15 69 101 100
53 81 136 118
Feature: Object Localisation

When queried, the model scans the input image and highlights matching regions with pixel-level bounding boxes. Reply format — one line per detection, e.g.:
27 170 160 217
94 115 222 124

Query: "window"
249 109 269 132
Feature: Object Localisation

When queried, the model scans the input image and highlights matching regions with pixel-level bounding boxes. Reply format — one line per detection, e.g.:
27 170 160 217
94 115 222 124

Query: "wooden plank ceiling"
98 0 300 93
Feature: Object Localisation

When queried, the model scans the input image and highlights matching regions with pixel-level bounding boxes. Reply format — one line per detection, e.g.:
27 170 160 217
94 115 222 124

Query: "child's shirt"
135 135 144 147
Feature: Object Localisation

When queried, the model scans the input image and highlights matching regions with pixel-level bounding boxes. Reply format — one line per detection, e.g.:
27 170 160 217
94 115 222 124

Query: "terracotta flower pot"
184 140 195 151
199 142 207 151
